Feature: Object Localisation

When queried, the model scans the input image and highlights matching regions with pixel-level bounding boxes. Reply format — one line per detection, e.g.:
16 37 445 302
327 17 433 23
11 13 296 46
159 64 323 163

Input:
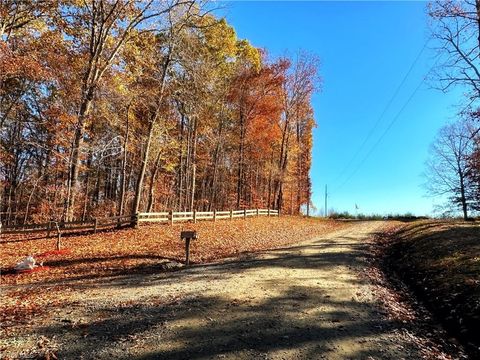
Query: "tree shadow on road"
27 230 420 359
35 285 409 360
4 233 374 290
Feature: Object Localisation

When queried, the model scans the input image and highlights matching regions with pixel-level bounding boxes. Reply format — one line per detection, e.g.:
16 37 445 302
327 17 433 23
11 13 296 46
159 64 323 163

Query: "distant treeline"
328 212 430 222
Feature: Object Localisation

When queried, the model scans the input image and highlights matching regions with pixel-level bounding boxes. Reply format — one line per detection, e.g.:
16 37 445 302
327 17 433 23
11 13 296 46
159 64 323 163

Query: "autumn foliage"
0 1 320 225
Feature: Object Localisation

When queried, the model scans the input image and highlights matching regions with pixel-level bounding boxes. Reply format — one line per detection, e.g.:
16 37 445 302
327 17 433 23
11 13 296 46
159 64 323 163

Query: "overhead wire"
334 40 430 182
332 76 426 194
329 38 434 195
332 41 430 185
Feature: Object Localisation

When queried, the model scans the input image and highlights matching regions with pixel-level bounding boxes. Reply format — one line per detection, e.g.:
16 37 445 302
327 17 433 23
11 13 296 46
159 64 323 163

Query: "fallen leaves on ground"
369 221 475 359
0 216 349 331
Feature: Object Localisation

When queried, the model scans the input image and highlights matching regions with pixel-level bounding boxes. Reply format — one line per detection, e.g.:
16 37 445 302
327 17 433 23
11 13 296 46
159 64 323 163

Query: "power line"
333 41 429 184
333 76 426 193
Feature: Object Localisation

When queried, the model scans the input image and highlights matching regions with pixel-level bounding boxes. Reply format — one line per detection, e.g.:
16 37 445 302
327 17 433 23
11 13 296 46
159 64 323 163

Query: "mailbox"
180 230 197 266
181 231 198 240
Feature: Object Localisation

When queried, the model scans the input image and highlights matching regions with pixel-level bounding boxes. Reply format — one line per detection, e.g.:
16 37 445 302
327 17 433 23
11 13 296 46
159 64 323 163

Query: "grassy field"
0 216 350 333
380 220 480 357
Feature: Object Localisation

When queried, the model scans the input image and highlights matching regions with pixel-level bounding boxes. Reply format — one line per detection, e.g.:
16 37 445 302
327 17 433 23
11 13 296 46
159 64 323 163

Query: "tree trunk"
190 118 197 211
459 171 469 220
147 151 162 212
23 176 42 224
131 44 172 214
82 153 93 221
119 106 130 215
276 124 291 211
209 118 224 210
66 87 94 221
133 113 157 214
236 113 245 209
177 112 186 210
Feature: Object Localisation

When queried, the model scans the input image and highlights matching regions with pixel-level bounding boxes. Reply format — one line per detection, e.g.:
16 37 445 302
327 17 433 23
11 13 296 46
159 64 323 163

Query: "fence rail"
137 208 278 224
0 214 135 237
0 208 279 238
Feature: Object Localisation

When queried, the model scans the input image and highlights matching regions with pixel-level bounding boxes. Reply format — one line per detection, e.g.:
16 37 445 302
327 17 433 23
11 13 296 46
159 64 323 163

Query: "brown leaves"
0 42 49 82
1 217 344 282
0 217 348 329
372 221 477 358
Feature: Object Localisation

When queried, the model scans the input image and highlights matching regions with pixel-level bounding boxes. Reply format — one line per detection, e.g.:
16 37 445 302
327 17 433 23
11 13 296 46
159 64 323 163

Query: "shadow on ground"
7 239 373 291
23 228 414 359
37 291 401 359
382 220 480 358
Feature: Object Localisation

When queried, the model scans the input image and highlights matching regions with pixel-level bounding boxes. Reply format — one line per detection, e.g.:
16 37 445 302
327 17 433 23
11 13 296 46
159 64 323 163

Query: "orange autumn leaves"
1 1 320 226
1 217 346 287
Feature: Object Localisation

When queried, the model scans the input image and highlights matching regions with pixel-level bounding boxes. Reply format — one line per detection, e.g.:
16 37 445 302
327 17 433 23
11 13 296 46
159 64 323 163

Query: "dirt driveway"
3 222 429 359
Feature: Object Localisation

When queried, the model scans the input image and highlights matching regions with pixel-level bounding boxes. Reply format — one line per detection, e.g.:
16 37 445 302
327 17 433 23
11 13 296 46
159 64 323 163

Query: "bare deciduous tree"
429 1 480 99
425 119 476 219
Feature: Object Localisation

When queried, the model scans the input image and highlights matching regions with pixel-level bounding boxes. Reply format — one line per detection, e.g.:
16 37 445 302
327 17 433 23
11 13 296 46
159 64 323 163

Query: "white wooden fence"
137 208 279 225
0 209 279 238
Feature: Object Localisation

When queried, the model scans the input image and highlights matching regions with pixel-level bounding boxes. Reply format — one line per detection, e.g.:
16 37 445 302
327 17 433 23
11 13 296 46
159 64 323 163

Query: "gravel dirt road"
3 221 432 359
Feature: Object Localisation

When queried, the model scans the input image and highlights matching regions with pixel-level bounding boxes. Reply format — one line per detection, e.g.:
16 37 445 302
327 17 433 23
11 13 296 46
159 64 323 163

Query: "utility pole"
324 184 328 218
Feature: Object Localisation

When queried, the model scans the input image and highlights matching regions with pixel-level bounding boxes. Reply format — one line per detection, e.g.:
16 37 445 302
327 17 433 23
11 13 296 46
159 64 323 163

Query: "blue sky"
220 1 463 216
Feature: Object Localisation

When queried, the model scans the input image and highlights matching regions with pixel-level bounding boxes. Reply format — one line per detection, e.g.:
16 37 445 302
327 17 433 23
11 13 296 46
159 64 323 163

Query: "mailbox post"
180 230 197 266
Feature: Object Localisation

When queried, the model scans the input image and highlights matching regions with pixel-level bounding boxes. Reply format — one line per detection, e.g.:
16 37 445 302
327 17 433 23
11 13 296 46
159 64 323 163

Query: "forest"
0 0 320 225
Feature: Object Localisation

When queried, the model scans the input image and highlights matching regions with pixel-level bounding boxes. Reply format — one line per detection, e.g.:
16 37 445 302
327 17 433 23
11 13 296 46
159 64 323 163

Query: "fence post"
230 209 233 221
169 210 174 226
213 210 216 222
193 210 197 224
244 209 247 219
267 208 270 217
94 218 98 233
55 221 61 250
256 208 259 217
132 213 139 228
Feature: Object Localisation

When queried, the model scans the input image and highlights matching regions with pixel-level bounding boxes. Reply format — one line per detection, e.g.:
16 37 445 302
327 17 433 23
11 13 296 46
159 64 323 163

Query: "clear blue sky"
219 1 463 216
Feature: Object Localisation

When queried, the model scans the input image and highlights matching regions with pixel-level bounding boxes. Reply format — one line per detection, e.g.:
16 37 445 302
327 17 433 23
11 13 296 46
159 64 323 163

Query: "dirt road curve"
6 222 426 359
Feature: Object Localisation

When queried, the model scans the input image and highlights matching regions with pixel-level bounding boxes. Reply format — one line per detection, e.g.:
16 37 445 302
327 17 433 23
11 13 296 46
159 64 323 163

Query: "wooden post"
55 221 61 250
169 210 173 226
267 208 270 217
256 208 259 217
181 231 197 266
213 210 217 222
132 213 139 228
185 238 191 266
193 210 197 224
230 209 233 220
94 218 98 233
244 209 247 219
47 221 52 238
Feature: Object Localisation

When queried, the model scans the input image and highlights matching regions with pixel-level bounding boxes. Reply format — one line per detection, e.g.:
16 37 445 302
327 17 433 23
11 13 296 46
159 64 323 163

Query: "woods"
0 0 320 225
